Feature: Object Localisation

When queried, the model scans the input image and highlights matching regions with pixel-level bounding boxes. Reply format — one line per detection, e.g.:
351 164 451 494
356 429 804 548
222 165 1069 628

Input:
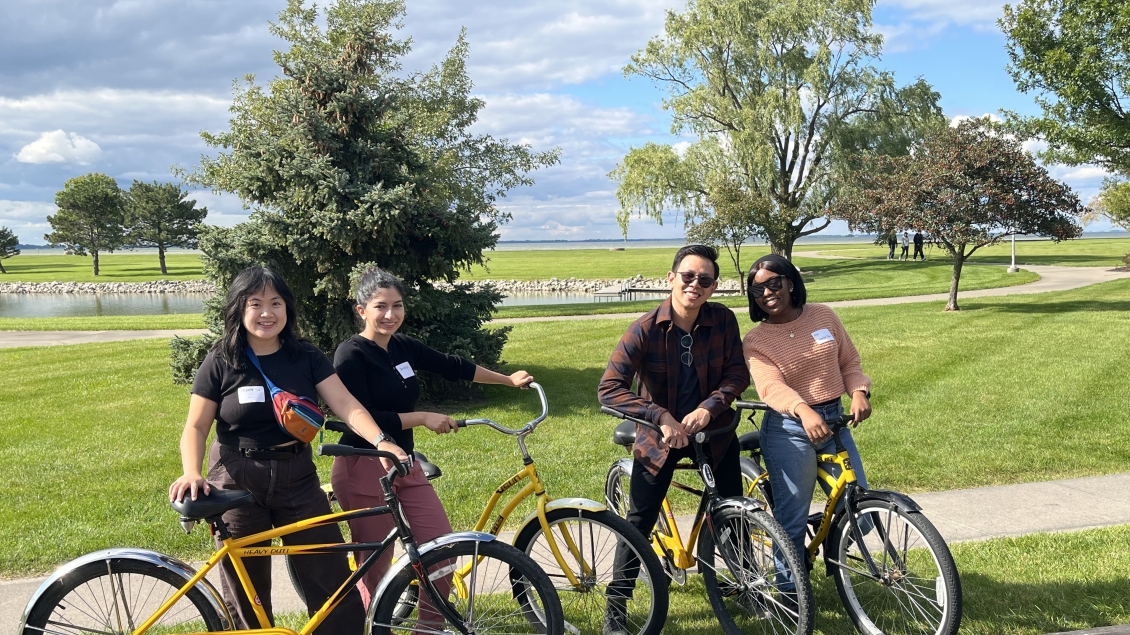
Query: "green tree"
610 0 942 259
45 173 125 276
174 0 556 394
0 226 19 274
1001 0 1130 172
835 118 1084 311
124 181 208 275
684 178 768 292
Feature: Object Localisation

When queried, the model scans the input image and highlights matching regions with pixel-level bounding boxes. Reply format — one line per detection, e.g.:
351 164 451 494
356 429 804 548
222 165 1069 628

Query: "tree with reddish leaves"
835 118 1084 310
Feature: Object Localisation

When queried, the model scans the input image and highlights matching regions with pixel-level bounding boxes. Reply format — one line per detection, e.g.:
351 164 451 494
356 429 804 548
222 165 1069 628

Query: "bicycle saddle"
738 430 761 453
413 451 442 481
612 420 636 447
172 489 255 520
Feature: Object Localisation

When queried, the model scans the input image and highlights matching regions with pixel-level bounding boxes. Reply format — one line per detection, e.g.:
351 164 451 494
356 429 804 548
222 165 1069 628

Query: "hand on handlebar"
659 412 689 449
377 440 412 476
422 413 459 435
681 407 712 435
509 370 534 389
797 406 832 445
850 391 872 426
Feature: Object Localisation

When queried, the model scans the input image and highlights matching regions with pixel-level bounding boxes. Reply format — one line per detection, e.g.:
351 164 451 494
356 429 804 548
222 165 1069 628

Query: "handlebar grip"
323 419 349 434
317 443 355 457
600 406 626 419
734 400 769 411
455 419 467 428
318 444 411 476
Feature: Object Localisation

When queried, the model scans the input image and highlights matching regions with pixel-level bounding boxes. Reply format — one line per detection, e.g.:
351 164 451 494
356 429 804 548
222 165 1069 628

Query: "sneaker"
603 599 630 635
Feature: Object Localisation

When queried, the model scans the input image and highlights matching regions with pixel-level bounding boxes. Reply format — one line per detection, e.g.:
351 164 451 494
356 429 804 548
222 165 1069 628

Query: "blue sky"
0 0 1116 245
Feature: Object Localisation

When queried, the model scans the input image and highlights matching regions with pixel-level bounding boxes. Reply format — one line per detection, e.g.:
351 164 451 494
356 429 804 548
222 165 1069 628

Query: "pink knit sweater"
743 303 870 417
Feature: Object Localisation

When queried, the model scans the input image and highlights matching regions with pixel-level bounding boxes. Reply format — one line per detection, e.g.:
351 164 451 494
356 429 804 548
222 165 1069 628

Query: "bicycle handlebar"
600 405 740 443
454 382 549 436
318 443 412 477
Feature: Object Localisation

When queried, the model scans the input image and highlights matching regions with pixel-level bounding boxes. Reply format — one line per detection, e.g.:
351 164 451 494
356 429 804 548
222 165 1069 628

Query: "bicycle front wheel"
698 504 813 635
831 500 962 635
372 538 564 635
513 507 668 635
21 557 227 635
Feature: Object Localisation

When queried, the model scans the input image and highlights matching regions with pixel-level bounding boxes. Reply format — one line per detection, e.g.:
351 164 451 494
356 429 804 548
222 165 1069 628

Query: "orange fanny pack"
246 347 325 443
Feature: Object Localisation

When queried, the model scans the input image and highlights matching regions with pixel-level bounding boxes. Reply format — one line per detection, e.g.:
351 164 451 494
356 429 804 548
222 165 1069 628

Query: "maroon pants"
331 455 454 609
207 442 364 633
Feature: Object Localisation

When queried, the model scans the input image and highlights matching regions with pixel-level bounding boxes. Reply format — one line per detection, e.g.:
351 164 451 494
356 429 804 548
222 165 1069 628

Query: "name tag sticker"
811 328 835 344
395 361 415 379
238 386 266 404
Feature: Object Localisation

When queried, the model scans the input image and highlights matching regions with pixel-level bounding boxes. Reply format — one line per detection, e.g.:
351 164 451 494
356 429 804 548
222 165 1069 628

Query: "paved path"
5 471 1130 627
0 328 208 348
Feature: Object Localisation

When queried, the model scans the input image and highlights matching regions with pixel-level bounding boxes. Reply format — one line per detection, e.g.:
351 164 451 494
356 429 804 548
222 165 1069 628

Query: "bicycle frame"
650 464 711 570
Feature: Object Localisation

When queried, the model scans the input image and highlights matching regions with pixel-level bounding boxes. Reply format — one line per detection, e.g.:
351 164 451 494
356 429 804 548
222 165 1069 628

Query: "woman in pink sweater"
742 254 872 592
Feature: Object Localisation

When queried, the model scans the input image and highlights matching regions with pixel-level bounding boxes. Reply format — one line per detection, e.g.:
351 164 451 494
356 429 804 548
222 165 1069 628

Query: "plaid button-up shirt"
598 298 750 475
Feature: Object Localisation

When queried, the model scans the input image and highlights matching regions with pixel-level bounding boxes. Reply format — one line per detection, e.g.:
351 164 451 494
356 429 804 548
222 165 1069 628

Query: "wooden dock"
592 285 741 301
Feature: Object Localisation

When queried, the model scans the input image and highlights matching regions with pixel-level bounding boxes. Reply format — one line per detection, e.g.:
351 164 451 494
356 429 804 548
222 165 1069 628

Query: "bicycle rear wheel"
21 557 226 634
739 456 774 510
831 500 961 635
513 507 668 635
605 459 686 585
371 539 564 635
698 504 813 635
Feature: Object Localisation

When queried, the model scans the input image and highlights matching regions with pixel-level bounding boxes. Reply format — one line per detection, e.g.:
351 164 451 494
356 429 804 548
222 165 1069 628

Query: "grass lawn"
0 314 206 331
813 236 1130 267
491 258 1037 319
0 253 204 282
4 278 1130 577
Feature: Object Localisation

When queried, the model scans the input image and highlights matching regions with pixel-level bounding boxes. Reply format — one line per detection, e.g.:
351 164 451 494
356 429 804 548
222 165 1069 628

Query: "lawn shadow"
954 570 1130 633
964 298 1130 314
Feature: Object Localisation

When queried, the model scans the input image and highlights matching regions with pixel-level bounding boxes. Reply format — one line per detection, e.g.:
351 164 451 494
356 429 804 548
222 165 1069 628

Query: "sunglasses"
676 271 716 287
749 275 786 297
679 333 693 367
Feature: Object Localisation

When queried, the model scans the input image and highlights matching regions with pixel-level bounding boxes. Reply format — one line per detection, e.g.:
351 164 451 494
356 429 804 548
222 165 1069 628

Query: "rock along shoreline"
0 275 741 295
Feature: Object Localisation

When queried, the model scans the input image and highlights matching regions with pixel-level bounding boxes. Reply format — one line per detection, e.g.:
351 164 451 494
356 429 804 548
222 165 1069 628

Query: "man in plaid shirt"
598 244 749 634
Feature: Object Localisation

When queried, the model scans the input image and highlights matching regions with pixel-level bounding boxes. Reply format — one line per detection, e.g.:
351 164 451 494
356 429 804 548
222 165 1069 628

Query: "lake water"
0 289 674 318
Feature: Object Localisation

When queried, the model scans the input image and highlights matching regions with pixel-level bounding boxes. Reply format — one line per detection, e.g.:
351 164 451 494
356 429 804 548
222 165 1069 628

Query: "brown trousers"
207 442 364 633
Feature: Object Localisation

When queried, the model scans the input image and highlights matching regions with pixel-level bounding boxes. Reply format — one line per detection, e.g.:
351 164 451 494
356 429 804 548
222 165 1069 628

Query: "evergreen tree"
0 226 19 274
174 0 557 394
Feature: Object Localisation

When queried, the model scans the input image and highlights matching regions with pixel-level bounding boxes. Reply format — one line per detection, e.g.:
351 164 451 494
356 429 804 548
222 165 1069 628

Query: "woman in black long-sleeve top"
331 266 533 609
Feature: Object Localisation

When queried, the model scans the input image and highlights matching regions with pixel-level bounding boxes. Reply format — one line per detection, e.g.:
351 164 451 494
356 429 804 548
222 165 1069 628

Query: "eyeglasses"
749 275 786 297
676 271 716 287
679 333 693 367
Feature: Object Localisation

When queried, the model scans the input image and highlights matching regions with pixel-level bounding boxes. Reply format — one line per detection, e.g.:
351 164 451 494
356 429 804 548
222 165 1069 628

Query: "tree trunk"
92 250 100 276
769 239 794 260
0 259 6 274
727 242 745 293
946 255 965 311
159 244 167 275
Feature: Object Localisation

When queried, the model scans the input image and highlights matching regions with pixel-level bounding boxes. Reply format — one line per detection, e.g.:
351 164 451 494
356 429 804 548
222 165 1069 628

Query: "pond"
0 290 674 318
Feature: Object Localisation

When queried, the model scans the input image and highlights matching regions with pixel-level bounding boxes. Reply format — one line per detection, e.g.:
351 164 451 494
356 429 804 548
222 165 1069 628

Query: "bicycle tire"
512 507 669 635
698 504 814 635
830 500 962 635
21 557 226 635
371 538 564 635
739 456 775 510
605 460 687 584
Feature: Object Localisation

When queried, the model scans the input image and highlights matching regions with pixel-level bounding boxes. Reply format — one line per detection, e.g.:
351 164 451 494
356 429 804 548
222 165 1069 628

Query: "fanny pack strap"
245 346 283 399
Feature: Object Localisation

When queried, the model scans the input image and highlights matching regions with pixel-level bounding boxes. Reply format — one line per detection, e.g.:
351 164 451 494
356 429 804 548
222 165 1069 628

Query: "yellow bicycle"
19 446 563 635
735 401 962 635
603 404 814 635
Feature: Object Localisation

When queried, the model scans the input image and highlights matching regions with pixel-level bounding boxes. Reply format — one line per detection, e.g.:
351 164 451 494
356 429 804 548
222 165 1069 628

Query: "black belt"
237 444 304 460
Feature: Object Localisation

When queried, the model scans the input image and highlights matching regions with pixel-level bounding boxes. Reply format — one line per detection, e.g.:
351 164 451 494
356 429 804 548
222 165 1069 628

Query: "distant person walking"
887 232 897 260
899 231 910 261
913 231 925 261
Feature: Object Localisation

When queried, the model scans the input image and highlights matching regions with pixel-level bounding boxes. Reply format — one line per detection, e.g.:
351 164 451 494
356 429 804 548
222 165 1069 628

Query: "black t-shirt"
673 325 702 421
191 341 336 449
333 334 477 453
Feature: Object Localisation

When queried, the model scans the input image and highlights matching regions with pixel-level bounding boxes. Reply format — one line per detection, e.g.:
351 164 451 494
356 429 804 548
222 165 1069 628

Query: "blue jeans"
761 400 868 589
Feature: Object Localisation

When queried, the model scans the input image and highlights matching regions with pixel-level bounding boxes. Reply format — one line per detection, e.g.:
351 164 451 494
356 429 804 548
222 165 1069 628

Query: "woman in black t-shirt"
331 266 534 608
168 266 400 633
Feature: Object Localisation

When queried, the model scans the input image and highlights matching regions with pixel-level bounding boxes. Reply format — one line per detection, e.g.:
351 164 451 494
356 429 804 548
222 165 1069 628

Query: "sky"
0 0 1118 245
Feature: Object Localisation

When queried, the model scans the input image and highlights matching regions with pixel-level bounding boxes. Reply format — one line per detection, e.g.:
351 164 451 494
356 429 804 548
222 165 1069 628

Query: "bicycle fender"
710 494 770 516
18 548 233 632
366 531 497 632
513 497 609 540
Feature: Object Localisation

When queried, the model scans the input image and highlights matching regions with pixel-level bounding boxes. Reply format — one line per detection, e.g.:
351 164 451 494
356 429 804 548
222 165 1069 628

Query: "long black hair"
746 254 807 322
217 266 302 368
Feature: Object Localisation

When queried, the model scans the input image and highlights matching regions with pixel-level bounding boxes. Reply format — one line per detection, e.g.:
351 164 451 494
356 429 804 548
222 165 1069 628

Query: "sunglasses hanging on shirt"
679 332 693 367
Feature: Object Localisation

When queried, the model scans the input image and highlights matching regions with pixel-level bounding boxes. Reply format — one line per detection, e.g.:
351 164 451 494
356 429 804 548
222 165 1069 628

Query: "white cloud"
0 200 58 243
1061 166 1110 181
16 130 102 164
873 20 948 53
949 113 1003 127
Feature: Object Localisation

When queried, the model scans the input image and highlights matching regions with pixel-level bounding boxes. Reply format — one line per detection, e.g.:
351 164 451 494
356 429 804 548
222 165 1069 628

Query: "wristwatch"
371 432 392 447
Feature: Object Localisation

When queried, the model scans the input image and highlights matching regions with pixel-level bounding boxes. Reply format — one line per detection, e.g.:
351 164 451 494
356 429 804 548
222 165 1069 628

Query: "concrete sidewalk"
0 328 207 348
5 471 1130 627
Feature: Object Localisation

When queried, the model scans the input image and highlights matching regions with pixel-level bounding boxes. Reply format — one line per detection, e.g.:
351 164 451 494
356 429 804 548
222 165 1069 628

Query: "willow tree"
836 118 1084 310
610 0 942 259
172 0 557 393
